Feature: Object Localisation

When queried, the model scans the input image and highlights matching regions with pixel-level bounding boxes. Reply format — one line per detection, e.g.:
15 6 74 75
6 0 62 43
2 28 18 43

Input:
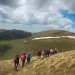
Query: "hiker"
53 48 58 54
50 49 54 55
41 50 45 59
26 52 31 64
36 49 41 57
13 55 19 70
44 49 47 57
48 48 51 55
21 53 26 67
46 50 50 57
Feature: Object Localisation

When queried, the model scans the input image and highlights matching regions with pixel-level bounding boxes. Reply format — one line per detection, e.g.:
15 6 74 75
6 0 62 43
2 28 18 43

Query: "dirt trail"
0 50 75 75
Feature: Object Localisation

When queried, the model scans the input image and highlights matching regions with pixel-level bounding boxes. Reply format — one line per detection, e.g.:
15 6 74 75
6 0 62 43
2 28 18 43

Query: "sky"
0 0 75 32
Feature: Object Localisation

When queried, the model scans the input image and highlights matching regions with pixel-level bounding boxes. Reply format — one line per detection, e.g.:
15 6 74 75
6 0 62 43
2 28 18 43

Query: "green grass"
0 30 75 60
0 44 12 56
0 38 75 60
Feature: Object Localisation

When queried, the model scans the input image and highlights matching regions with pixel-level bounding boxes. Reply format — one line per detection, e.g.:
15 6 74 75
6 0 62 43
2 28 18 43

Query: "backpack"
13 57 17 63
21 55 26 61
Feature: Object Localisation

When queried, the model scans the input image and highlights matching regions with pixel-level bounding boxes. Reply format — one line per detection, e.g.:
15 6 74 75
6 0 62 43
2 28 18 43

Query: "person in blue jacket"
26 52 31 64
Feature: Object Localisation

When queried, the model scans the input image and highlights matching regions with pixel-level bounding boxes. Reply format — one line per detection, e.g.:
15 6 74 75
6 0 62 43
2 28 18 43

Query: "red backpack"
21 55 26 61
36 50 41 56
13 57 16 62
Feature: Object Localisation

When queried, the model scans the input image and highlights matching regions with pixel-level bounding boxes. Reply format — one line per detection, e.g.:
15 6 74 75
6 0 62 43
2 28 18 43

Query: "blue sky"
0 0 75 32
60 9 75 21
60 9 75 24
60 9 75 29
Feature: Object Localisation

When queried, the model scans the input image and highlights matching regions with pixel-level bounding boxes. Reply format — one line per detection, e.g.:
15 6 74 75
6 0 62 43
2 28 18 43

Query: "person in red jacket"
13 55 19 70
21 53 26 67
36 50 41 57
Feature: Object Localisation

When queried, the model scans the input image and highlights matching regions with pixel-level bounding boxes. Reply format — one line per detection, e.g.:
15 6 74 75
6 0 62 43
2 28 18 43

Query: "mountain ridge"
0 29 32 40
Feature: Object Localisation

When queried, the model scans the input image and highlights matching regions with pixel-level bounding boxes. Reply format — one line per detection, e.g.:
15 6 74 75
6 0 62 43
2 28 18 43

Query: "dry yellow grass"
0 50 75 75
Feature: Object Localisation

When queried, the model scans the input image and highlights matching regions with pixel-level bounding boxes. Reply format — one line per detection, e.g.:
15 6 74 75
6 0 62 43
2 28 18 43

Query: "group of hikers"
13 52 31 70
13 48 58 70
36 48 58 58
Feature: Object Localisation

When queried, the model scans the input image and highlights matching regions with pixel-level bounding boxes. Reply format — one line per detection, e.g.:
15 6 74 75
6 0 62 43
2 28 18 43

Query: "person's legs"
16 62 19 67
28 60 30 64
14 62 17 70
27 59 30 64
48 53 49 57
22 61 25 67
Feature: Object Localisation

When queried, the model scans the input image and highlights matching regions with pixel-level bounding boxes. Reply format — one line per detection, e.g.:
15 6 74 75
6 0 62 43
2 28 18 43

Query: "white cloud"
0 0 74 32
59 0 75 13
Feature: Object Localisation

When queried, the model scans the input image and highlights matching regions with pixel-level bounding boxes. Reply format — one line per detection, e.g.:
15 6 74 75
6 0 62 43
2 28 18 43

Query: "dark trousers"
22 61 25 67
14 62 19 70
27 59 30 64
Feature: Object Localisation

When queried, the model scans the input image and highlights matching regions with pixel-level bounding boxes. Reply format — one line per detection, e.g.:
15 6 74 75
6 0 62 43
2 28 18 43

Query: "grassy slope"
0 50 75 75
31 30 75 38
0 30 75 60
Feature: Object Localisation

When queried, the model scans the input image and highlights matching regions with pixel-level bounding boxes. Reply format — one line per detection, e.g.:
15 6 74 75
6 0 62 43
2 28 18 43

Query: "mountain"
0 29 32 40
0 30 75 60
0 50 75 75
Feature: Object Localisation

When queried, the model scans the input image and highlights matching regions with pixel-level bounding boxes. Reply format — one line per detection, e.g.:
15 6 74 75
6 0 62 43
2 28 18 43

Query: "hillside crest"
0 50 75 75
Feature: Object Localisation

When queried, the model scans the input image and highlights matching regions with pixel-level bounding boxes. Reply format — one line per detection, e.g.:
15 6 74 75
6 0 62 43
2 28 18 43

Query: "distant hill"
32 30 75 38
0 29 32 40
